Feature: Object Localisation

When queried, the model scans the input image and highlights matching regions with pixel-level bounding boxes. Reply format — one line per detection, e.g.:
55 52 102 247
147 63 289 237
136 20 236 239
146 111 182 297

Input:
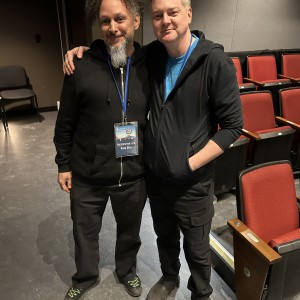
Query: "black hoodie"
54 40 150 187
145 31 243 184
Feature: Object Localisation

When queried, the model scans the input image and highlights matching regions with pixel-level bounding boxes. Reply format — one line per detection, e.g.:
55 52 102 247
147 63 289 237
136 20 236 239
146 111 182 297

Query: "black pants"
147 174 214 300
70 179 146 289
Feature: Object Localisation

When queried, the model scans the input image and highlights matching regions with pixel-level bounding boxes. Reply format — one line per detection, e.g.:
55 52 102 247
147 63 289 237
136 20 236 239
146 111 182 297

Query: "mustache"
107 32 124 38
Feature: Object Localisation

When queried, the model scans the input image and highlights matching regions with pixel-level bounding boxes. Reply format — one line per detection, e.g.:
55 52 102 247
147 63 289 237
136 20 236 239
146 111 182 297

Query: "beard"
107 39 129 69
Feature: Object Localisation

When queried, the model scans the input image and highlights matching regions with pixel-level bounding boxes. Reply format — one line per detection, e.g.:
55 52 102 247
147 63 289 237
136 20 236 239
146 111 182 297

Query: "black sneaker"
64 286 85 299
146 276 179 300
64 280 99 300
122 275 142 297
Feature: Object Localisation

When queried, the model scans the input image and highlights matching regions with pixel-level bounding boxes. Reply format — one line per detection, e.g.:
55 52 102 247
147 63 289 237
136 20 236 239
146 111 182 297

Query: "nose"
107 20 117 33
162 12 171 24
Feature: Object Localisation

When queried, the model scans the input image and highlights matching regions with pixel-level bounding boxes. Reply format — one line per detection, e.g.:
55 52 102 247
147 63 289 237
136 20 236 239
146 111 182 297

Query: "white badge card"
114 122 139 158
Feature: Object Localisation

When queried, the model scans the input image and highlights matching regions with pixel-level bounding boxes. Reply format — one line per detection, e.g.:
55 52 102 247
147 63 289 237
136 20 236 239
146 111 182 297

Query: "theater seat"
240 91 295 166
228 160 300 300
245 55 292 115
231 57 256 93
214 135 249 195
278 53 300 85
276 87 300 170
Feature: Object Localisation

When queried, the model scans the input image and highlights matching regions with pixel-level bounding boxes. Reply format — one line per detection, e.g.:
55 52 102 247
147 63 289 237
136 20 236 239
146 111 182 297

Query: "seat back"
231 57 244 84
237 161 299 244
280 87 300 169
281 54 300 78
247 55 278 81
240 91 276 132
0 65 29 90
280 87 300 123
214 136 249 195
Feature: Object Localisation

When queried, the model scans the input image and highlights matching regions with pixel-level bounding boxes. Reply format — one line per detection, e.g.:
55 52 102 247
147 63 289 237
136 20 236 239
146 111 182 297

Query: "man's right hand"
58 171 72 193
63 46 90 75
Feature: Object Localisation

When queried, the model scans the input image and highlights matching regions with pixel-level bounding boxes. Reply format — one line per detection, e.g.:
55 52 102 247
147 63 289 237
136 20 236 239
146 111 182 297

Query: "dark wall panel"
0 0 63 108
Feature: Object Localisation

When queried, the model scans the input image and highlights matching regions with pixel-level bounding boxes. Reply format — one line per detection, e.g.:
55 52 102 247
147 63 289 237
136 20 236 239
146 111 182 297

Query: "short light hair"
149 0 191 9
85 0 143 22
182 0 191 9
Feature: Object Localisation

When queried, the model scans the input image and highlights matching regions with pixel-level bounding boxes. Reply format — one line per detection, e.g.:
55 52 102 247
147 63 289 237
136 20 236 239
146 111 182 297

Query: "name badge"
114 121 139 158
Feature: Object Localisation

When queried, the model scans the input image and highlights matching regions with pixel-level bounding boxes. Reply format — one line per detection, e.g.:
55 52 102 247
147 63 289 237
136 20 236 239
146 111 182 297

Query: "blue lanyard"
107 56 132 116
178 33 194 76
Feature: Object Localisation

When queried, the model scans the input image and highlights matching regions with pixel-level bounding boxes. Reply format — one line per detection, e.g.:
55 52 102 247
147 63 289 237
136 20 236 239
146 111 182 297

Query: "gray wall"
143 0 300 51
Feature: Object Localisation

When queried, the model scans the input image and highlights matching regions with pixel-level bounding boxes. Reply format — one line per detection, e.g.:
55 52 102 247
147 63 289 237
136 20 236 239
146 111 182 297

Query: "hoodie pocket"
156 132 193 180
89 144 115 175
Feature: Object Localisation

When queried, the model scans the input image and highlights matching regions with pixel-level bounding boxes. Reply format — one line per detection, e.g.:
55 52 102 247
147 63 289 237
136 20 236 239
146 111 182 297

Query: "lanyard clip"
122 112 128 125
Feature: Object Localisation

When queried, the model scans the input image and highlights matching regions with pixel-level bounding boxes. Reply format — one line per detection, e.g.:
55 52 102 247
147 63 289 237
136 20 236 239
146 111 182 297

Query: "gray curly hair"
85 0 143 22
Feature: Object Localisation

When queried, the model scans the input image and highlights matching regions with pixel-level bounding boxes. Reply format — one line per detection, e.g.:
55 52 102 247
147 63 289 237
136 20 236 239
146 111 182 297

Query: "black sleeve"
53 74 79 172
209 50 244 150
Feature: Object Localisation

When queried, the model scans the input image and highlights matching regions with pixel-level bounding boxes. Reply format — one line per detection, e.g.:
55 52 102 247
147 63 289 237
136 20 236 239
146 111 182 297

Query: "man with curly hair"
54 0 149 299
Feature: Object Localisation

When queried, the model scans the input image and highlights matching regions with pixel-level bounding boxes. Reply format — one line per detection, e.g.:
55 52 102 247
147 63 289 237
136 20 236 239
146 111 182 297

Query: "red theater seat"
245 55 292 115
228 160 300 300
276 87 300 169
240 91 294 166
279 53 300 84
231 57 256 93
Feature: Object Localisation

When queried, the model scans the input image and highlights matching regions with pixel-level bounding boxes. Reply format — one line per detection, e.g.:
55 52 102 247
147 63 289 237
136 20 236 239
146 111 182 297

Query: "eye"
170 10 179 17
153 13 162 21
100 18 110 26
116 16 125 23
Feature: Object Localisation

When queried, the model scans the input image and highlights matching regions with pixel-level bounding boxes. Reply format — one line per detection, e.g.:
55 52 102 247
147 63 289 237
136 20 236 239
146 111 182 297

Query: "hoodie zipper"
118 67 125 186
153 99 167 170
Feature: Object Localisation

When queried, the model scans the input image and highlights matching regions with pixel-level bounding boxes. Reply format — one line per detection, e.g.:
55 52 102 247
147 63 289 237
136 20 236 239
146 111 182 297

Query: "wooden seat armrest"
278 74 290 79
243 77 264 87
227 218 282 264
242 128 261 140
275 116 300 130
278 74 298 82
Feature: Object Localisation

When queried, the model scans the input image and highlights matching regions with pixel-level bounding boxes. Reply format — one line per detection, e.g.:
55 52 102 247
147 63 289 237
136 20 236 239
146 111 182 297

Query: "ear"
134 14 141 30
187 8 192 24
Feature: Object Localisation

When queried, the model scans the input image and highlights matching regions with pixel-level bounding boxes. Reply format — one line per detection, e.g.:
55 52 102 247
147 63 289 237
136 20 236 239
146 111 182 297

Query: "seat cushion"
256 125 292 135
269 228 300 254
261 79 291 85
0 88 35 100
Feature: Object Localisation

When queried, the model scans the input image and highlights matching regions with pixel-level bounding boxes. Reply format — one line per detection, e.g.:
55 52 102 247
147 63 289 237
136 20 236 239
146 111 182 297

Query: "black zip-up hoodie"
145 31 243 184
54 40 149 186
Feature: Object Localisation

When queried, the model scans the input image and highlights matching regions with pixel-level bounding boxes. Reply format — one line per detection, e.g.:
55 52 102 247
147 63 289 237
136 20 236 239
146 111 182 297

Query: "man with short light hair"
145 0 242 299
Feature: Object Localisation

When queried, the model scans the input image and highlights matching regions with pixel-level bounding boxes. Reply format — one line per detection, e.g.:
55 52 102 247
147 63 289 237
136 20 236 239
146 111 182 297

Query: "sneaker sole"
123 286 142 297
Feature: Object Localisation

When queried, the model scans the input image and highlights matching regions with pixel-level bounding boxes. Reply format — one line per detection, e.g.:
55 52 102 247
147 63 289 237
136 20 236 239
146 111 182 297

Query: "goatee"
108 40 128 68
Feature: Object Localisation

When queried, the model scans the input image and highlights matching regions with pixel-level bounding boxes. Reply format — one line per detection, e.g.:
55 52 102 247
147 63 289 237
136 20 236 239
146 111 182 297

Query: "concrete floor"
0 110 242 300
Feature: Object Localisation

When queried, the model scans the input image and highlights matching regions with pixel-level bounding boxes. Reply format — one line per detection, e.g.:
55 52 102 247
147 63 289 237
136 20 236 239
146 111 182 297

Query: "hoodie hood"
191 30 224 57
146 30 224 91
147 30 224 62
